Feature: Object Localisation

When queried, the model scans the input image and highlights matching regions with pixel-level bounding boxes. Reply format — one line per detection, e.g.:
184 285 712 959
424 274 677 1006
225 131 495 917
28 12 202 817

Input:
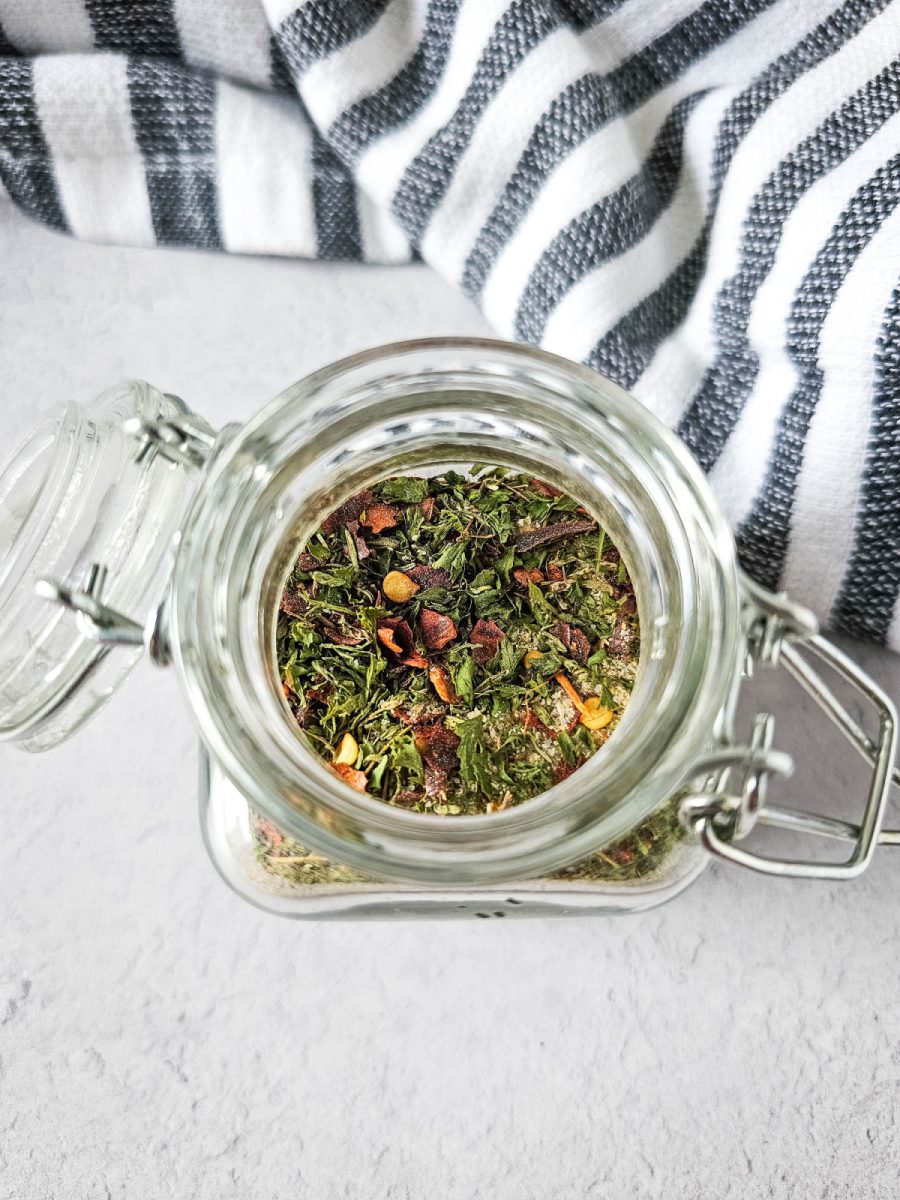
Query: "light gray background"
2 201 900 1199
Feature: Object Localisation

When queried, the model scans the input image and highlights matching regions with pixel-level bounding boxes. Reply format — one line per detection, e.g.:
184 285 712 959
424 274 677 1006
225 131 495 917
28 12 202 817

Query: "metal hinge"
123 395 218 473
35 561 173 664
679 577 900 880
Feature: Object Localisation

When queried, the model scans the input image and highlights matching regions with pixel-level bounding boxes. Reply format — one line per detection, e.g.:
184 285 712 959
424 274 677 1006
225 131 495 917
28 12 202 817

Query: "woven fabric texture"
1 0 898 647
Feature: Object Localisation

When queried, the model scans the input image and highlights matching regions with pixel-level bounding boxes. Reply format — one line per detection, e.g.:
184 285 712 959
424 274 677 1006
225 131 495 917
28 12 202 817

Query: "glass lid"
0 382 205 750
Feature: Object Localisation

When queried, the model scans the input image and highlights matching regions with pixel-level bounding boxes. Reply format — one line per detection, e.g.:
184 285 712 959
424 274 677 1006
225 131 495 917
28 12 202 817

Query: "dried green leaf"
379 477 429 503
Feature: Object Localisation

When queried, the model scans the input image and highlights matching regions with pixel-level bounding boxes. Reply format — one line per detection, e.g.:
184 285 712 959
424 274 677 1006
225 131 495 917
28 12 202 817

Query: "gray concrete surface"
2 201 900 1199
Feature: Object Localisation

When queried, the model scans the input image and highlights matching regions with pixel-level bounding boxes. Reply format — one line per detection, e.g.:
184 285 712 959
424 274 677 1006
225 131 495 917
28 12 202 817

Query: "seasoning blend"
1 341 896 918
278 470 640 816
259 468 681 897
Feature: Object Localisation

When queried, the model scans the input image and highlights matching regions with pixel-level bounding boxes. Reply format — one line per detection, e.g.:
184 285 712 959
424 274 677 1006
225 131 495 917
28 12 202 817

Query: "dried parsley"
254 797 685 887
275 468 641 816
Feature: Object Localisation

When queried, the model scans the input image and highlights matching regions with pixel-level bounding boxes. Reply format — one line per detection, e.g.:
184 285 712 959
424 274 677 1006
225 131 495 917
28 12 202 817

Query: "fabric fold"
0 0 897 648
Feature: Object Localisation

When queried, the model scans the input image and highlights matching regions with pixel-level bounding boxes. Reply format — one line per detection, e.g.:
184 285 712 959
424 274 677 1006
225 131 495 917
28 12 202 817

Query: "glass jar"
1 340 897 918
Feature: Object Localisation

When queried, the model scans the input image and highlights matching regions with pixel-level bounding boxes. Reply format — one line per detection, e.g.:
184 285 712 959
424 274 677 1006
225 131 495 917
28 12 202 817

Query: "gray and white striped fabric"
1 0 898 648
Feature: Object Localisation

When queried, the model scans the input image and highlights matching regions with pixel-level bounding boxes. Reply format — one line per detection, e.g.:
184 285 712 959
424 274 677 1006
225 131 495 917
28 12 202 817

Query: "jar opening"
172 339 741 884
268 461 642 821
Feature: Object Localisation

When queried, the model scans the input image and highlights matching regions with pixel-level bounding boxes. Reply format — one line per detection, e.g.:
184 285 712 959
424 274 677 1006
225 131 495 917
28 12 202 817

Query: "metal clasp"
35 561 172 665
679 577 899 880
29 405 235 686
124 394 218 473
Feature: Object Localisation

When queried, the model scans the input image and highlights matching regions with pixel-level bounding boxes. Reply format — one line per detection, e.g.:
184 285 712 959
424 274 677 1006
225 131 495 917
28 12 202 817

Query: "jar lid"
0 382 205 750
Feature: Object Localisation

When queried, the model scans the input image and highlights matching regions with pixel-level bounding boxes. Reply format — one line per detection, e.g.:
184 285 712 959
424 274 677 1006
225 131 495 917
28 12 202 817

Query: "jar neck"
171 339 742 884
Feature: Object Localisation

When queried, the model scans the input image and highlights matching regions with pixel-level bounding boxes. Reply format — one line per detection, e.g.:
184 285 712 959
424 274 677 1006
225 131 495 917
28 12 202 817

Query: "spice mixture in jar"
254 798 684 887
276 469 640 816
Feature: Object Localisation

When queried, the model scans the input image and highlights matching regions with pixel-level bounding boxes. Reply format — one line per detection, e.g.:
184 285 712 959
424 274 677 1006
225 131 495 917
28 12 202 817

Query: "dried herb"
513 517 596 553
254 797 685 887
275 469 640 816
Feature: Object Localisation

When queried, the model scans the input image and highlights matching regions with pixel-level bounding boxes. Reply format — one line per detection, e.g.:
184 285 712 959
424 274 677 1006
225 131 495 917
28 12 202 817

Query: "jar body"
176 338 741 914
200 750 710 918
0 340 744 915
165 338 744 907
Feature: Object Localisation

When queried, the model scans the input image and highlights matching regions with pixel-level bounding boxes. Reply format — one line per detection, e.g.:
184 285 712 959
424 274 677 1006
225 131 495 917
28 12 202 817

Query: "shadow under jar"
1 340 896 918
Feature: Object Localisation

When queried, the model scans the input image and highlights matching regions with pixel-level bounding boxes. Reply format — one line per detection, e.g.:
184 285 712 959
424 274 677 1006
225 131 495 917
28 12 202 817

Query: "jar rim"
171 339 741 883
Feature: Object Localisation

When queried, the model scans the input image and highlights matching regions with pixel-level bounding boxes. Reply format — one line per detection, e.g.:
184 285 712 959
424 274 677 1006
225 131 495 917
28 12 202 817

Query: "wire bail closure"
24 402 228 736
679 577 900 880
30 404 223 673
123 395 218 474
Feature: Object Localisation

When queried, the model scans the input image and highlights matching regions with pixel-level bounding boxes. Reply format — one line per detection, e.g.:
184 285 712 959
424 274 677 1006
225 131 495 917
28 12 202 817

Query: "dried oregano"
276 468 640 815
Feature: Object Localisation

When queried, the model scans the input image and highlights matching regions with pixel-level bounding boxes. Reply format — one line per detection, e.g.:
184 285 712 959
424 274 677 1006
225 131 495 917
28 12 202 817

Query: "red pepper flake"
332 762 368 792
256 819 284 849
321 489 375 534
424 764 448 797
470 617 505 665
376 617 428 668
295 552 319 572
555 671 586 714
280 587 307 618
420 608 458 651
552 759 579 785
609 843 634 866
420 497 436 522
531 478 562 497
546 561 565 582
428 663 459 704
513 567 544 587
407 563 453 590
394 787 426 808
607 619 636 659
306 684 333 707
344 519 371 562
513 517 596 553
360 502 399 534
552 620 591 666
414 723 461 796
292 704 313 729
319 620 367 647
414 723 460 763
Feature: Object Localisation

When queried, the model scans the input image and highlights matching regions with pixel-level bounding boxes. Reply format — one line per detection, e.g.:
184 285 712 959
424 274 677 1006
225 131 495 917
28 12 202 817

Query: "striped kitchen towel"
1 0 898 649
